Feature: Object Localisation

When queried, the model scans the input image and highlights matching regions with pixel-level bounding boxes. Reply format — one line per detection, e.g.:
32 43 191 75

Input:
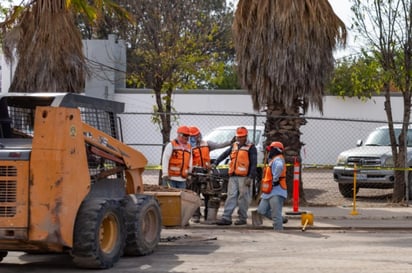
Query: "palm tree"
0 0 130 93
233 0 347 201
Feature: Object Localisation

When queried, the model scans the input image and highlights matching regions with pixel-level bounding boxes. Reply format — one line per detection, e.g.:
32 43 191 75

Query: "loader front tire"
123 194 162 256
71 199 125 269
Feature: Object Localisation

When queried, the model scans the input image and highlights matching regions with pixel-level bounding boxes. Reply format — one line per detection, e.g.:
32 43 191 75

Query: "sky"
327 0 357 58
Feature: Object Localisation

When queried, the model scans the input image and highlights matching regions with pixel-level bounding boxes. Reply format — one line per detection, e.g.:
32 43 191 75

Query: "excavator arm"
82 122 147 194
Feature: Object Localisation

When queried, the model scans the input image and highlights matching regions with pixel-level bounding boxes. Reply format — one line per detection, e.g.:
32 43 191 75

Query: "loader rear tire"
123 194 162 256
71 199 125 269
0 251 7 262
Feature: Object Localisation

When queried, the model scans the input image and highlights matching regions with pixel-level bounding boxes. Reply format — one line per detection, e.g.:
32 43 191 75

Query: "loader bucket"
146 191 201 227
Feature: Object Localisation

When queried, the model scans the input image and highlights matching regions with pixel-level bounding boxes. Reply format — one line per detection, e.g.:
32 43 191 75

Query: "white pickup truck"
333 125 412 198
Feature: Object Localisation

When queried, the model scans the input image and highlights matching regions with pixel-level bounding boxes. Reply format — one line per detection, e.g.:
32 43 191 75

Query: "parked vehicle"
203 125 265 198
333 125 412 198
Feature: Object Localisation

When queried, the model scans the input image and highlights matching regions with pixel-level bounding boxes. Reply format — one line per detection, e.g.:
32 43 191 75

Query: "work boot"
215 218 232 225
252 210 263 226
191 216 200 223
234 219 247 225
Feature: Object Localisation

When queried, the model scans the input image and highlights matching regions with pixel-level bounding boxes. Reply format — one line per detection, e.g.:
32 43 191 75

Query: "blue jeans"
162 178 186 189
221 176 251 222
257 195 286 230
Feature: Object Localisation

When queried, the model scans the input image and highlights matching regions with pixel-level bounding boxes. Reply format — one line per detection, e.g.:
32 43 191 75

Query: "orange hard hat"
177 125 190 135
189 126 200 136
269 141 284 151
236 127 248 137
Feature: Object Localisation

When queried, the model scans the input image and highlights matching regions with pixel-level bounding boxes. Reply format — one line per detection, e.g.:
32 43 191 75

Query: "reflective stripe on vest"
192 141 211 168
168 139 191 178
229 142 252 176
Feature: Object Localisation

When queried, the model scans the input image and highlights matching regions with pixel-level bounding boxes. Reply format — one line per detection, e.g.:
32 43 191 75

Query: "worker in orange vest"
252 141 288 231
214 127 257 226
188 126 234 223
161 126 192 189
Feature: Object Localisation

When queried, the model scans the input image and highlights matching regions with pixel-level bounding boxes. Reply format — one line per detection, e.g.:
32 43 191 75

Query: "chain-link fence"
119 111 410 207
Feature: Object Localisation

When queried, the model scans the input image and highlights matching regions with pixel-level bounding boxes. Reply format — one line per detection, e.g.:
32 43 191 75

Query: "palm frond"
233 0 347 112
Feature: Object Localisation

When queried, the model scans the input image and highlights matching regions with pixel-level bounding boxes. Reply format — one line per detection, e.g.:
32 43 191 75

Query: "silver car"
333 125 412 198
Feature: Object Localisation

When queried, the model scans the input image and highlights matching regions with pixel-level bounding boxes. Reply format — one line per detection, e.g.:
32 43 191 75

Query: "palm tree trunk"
265 99 306 203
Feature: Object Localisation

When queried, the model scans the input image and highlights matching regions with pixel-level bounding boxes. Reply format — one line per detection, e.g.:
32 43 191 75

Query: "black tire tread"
71 199 125 269
123 194 162 256
338 183 358 198
0 251 7 262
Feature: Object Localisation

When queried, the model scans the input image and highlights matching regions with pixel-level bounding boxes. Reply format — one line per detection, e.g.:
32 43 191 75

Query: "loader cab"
0 93 125 172
0 93 124 140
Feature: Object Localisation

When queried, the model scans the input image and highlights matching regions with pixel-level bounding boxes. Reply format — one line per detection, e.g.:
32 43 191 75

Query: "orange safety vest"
228 142 252 176
192 140 211 168
168 139 191 178
262 155 287 190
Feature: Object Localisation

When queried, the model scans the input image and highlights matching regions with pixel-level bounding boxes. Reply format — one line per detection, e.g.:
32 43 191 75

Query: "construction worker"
188 126 234 223
252 141 287 231
189 126 235 169
161 125 192 189
214 126 257 225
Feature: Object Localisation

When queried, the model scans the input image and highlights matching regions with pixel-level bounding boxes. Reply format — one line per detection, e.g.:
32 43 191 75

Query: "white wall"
83 34 126 99
0 53 16 93
113 89 406 166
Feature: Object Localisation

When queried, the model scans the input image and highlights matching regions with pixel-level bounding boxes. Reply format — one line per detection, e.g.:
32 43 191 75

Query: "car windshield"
204 128 261 145
364 128 412 147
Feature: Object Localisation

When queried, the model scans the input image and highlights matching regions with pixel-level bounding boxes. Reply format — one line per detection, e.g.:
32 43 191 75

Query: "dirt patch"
144 184 195 193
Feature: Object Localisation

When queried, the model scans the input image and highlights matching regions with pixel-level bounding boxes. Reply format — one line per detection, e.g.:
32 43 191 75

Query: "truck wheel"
123 194 162 256
71 199 125 269
0 251 7 262
338 183 359 198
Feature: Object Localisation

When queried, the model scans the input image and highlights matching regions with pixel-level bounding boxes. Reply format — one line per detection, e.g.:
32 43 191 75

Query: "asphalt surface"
2 201 412 272
187 204 412 230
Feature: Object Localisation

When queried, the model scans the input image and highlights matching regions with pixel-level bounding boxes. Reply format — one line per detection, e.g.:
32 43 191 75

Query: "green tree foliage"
212 64 241 89
327 53 385 99
113 0 235 147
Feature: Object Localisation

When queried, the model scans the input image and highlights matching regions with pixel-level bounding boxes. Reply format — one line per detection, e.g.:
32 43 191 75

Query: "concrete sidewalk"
184 205 412 230
282 205 412 230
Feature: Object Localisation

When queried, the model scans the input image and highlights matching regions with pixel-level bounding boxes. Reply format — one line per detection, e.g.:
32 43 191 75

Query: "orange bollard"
293 157 300 212
286 157 305 216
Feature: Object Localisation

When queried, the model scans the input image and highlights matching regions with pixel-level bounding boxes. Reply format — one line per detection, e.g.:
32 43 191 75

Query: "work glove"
210 163 217 169
245 177 253 187
230 135 236 144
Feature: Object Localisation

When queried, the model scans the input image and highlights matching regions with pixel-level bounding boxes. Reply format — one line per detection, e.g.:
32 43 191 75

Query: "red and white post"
293 157 300 213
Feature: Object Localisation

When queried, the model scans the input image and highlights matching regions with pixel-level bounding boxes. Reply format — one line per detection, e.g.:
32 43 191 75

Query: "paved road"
1 227 412 273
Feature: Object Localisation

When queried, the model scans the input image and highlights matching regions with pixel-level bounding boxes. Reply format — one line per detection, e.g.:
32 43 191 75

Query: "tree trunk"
265 99 306 204
154 87 172 185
